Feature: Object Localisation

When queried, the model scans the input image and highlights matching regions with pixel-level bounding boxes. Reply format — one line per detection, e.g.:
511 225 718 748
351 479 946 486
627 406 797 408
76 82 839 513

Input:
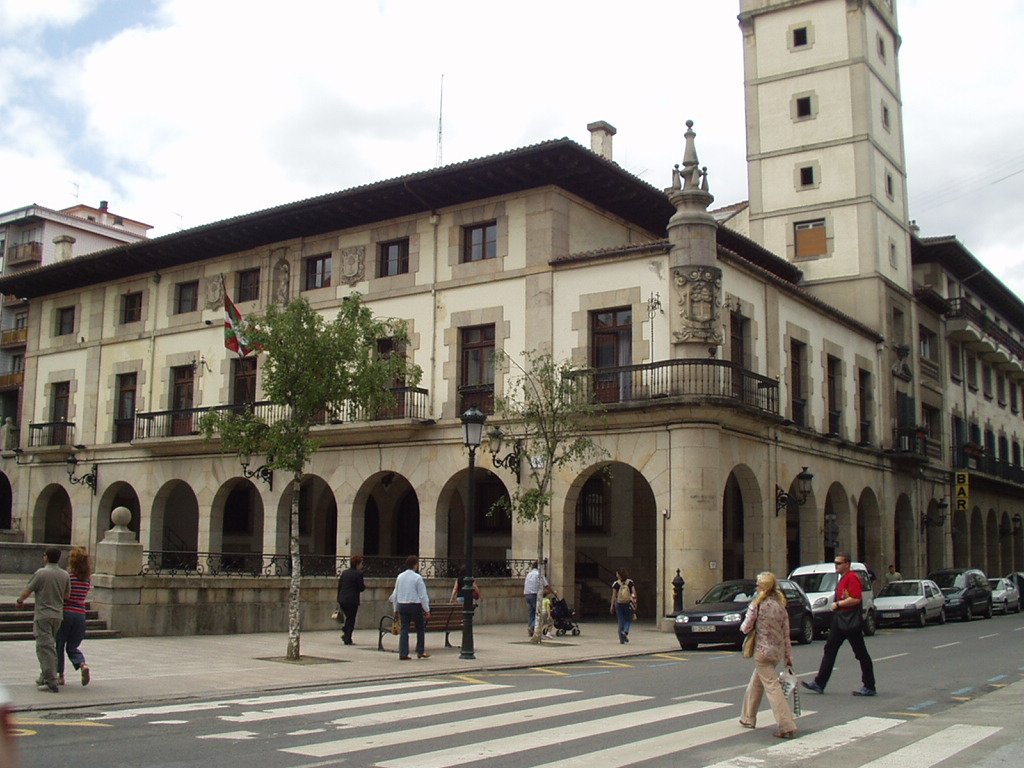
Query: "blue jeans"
615 603 633 640
525 594 538 631
56 611 87 675
397 603 425 658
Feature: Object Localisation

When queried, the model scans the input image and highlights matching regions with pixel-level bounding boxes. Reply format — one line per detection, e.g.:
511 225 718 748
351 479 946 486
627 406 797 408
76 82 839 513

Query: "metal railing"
566 359 779 415
135 388 430 440
29 420 75 447
952 448 1024 484
891 427 937 460
947 298 1024 362
139 553 536 579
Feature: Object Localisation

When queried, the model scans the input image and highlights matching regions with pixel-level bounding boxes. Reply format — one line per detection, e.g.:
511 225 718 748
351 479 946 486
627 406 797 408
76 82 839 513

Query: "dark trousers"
56 611 87 676
398 603 425 658
814 618 875 691
339 602 358 643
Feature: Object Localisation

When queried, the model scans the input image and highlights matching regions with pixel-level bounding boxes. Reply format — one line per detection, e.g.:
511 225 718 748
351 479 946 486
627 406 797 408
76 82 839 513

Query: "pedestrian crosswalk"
98 679 1006 768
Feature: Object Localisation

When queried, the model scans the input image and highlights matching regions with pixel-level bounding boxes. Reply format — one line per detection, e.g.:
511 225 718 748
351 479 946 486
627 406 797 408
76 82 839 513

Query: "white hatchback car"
874 579 946 627
988 577 1021 614
788 561 876 637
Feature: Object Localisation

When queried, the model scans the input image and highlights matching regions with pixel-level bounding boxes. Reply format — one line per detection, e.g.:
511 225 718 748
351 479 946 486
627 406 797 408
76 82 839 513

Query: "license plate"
692 625 716 633
881 612 898 619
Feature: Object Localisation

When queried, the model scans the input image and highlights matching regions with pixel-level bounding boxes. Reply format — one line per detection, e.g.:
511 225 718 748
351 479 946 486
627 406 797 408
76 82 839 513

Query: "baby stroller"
550 596 580 636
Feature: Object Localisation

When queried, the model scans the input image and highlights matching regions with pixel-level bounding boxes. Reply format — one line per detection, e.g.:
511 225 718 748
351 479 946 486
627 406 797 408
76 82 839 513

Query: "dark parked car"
674 578 814 651
1005 572 1024 611
927 568 992 621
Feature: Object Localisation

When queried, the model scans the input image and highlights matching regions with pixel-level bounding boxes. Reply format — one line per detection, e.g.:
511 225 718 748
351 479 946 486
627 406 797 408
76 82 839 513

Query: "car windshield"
791 572 839 593
930 572 965 590
988 579 1003 590
879 581 921 597
700 583 755 604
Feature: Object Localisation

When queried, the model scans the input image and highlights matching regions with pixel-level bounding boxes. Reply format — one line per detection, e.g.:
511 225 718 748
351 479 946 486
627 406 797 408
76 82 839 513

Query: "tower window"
794 219 827 258
885 173 895 200
795 95 813 119
793 27 808 47
799 166 815 187
877 34 887 62
881 103 891 131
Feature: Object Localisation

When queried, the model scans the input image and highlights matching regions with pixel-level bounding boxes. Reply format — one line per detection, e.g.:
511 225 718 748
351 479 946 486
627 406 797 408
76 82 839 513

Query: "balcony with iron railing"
28 420 75 448
135 387 430 440
891 426 940 462
952 444 1024 485
564 359 779 416
946 298 1024 365
6 241 42 267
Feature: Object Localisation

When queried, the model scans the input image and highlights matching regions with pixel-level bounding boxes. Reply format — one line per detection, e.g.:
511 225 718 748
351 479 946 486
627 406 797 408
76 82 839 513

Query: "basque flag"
224 291 252 356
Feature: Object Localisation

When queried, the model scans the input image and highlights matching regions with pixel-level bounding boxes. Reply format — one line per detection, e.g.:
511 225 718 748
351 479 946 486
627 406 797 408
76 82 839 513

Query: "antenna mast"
436 74 444 167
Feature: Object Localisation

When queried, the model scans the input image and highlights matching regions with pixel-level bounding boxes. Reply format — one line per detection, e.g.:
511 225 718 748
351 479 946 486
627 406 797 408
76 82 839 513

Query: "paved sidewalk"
0 619 679 712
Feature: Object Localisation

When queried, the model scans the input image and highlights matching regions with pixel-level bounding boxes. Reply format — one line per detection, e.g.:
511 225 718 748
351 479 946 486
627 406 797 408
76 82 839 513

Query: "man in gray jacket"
16 547 70 693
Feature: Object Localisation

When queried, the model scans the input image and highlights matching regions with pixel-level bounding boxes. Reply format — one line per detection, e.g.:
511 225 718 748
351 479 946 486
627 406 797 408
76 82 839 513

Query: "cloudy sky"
1 0 1022 292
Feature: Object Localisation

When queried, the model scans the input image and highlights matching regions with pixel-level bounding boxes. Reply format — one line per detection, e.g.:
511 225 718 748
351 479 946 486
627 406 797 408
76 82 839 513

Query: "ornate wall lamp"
66 454 97 494
486 425 522 484
775 467 813 516
920 498 949 534
240 453 273 490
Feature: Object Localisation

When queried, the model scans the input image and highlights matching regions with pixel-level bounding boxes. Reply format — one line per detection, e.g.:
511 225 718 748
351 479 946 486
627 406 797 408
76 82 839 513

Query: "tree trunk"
530 502 548 644
286 471 302 660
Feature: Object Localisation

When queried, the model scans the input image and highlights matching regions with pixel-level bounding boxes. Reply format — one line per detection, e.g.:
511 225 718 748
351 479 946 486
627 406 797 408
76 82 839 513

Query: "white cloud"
0 0 99 37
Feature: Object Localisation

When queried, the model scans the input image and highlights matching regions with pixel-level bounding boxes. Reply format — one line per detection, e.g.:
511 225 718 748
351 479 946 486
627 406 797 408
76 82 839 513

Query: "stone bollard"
672 568 685 613
95 506 143 576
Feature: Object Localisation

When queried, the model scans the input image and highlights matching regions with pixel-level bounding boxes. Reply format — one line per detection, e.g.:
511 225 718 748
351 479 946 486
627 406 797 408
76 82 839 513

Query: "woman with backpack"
610 569 636 644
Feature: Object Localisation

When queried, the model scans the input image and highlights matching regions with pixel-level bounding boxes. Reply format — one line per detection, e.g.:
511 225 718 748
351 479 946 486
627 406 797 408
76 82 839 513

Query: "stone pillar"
95 506 143 576
53 234 75 261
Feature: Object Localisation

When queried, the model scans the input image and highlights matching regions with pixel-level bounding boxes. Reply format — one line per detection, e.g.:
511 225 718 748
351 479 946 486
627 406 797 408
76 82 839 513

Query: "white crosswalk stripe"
374 700 732 768
856 724 1001 768
220 682 508 723
283 693 651 758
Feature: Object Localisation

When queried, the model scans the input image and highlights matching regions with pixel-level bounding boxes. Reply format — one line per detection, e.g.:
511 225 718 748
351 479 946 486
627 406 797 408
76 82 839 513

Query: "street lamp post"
459 406 487 660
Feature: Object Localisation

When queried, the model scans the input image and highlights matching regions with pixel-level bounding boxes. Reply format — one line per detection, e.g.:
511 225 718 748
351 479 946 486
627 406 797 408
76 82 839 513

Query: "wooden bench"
377 603 465 651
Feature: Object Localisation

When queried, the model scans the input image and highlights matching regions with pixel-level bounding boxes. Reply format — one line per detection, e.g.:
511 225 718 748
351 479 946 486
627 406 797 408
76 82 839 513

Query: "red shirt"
835 571 862 607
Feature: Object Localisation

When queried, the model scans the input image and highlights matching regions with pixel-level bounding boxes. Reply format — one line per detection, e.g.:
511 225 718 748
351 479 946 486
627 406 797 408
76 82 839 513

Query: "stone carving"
272 253 290 305
672 265 724 344
205 273 225 309
340 246 365 286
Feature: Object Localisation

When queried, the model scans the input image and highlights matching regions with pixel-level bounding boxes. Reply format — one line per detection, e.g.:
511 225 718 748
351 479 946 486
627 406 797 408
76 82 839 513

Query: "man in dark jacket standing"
337 555 366 645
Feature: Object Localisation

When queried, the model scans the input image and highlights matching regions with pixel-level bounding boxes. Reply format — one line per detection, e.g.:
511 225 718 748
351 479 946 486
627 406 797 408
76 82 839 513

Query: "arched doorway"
721 473 744 580
569 462 657 618
352 472 420 560
97 482 141 543
970 507 985 567
985 509 999 575
444 468 509 570
999 511 1014 574
211 479 264 572
150 480 200 569
0 472 11 530
856 488 882 568
952 508 969 566
34 484 72 545
894 494 915 576
784 471 817 574
277 474 337 573
924 498 945 574
824 482 852 563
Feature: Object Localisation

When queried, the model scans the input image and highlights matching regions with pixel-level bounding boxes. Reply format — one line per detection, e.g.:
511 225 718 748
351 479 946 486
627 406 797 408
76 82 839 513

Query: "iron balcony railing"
891 427 939 461
135 387 430 440
139 553 537 579
952 447 1024 484
566 359 779 415
947 298 1024 363
29 420 75 447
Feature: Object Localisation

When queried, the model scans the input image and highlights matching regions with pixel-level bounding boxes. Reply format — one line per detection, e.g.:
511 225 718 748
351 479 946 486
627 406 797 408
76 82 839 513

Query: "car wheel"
984 600 993 619
798 614 814 644
916 609 927 628
936 607 946 624
679 640 697 651
863 609 877 637
962 604 972 621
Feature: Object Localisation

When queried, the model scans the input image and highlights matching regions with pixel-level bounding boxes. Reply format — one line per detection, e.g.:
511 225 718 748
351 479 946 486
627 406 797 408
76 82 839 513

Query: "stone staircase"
0 603 120 641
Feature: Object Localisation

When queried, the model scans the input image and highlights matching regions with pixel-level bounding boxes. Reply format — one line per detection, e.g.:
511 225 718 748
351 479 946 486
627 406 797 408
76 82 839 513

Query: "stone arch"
924 498 945 574
893 493 915 575
564 461 657 618
438 466 509 573
210 478 265 572
970 506 985 566
998 511 1014 575
824 482 852 563
150 479 200 568
97 481 141 543
952 507 969 567
856 487 882 568
33 484 72 544
721 464 763 579
352 471 421 560
0 471 11 530
783 471 817 573
986 508 999 575
277 474 338 570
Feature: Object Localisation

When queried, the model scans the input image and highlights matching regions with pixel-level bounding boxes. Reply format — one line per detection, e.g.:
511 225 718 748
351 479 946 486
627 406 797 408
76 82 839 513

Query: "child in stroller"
549 590 581 637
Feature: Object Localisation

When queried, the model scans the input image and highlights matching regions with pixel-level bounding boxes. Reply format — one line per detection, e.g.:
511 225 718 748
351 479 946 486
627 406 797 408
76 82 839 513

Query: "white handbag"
779 666 801 716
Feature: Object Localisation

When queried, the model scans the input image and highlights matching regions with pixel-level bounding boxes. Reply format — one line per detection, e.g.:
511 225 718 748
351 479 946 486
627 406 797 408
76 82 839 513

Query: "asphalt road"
15 610 1024 768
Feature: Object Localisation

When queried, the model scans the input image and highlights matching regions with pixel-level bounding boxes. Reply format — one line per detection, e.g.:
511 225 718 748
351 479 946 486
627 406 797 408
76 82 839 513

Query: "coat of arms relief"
672 265 723 345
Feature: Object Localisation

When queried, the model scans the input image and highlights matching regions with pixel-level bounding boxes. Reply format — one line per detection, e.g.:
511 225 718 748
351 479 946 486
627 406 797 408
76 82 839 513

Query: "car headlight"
722 613 742 623
812 596 829 609
676 615 689 623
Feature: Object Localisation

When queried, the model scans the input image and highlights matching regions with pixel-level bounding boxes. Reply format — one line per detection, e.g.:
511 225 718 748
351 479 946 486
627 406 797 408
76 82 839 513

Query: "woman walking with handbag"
738 571 797 739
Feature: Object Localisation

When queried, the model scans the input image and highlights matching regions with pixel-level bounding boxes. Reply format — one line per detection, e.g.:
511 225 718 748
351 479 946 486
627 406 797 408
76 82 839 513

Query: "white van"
788 562 876 637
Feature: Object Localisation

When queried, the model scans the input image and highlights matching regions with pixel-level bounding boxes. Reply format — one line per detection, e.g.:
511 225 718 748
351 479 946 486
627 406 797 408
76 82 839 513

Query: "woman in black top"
337 555 366 645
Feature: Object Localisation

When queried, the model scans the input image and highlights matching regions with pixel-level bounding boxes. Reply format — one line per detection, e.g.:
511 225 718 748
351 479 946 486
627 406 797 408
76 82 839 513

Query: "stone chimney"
665 120 723 357
53 234 76 261
587 120 616 161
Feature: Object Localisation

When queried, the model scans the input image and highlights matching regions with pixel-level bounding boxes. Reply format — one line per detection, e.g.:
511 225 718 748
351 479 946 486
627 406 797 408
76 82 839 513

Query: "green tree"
490 350 607 642
201 295 420 660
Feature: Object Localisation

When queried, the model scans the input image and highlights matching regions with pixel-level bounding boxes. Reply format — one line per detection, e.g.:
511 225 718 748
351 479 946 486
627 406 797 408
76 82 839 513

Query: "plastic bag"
779 666 801 715
330 608 341 622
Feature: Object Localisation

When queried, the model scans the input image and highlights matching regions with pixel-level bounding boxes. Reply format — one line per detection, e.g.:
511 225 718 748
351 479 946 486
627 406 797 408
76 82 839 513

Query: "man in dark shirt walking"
337 554 366 645
16 548 71 693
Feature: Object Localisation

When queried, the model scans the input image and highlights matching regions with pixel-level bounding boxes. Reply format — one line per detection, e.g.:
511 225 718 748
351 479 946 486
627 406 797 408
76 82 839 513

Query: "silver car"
988 578 1021 614
874 579 946 627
